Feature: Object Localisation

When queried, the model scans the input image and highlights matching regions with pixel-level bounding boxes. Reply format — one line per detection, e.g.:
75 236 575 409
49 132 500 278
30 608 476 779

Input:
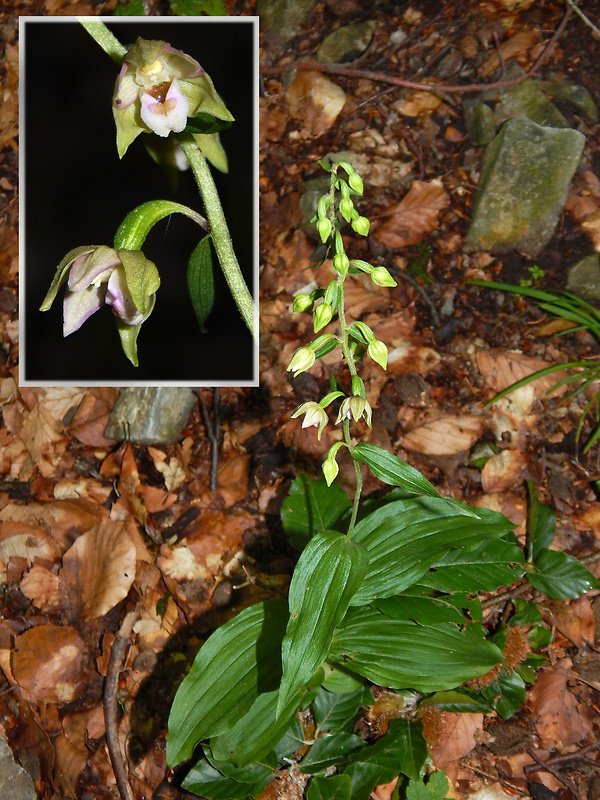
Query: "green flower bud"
339 197 354 222
368 339 388 370
322 456 339 486
371 266 397 287
293 293 314 313
352 216 370 236
313 302 333 332
316 218 332 243
287 346 315 376
333 253 350 279
348 172 364 194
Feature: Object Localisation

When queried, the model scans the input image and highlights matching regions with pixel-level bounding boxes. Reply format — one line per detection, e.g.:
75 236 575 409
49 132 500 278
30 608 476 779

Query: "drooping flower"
336 395 372 427
112 38 234 160
291 402 328 440
40 245 160 337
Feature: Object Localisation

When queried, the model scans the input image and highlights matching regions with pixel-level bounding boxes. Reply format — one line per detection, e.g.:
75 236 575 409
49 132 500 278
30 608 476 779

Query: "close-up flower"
112 38 234 158
40 245 160 337
336 395 373 427
291 401 328 440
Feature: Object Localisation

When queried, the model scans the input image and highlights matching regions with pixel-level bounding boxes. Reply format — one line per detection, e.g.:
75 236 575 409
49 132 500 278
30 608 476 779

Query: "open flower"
336 396 372 427
113 38 234 159
291 402 328 440
40 244 160 338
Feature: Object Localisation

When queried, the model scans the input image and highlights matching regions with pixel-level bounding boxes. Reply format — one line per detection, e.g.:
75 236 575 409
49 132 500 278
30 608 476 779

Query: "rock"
467 117 585 256
436 47 463 79
539 78 599 122
463 99 497 145
566 254 600 301
493 80 569 129
257 0 316 43
316 21 376 63
104 388 196 444
0 737 37 800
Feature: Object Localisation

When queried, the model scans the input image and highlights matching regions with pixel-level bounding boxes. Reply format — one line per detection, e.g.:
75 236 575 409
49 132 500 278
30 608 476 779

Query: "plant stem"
177 134 256 339
343 418 363 537
79 19 127 65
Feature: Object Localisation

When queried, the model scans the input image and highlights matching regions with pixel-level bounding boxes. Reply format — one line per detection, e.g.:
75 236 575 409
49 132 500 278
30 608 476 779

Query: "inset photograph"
21 16 258 385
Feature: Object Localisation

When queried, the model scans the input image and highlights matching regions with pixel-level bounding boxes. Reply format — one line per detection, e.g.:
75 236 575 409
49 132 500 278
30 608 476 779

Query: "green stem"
343 418 363 537
79 19 127 65
177 134 256 339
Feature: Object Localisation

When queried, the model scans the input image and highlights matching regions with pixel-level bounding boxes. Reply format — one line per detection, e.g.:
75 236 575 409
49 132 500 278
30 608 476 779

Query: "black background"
23 18 256 384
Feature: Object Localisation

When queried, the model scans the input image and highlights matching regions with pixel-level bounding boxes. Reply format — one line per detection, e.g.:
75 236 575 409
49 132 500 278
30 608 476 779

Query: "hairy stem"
177 134 256 339
79 19 127 64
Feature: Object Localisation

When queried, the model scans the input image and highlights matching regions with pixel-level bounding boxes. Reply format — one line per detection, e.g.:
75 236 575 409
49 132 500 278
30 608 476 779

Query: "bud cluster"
287 161 398 485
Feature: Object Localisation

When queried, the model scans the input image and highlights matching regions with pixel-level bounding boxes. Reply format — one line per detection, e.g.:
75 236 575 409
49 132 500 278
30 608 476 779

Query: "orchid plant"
38 20 255 369
166 161 597 799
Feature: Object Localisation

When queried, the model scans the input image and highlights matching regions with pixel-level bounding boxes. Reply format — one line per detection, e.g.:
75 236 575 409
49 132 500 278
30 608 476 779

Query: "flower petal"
114 64 139 110
106 268 144 326
158 44 204 80
67 246 121 292
63 286 105 336
140 79 189 137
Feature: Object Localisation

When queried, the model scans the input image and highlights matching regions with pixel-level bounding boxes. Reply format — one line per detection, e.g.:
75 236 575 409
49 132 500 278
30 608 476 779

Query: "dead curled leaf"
477 349 568 397
370 180 450 249
285 71 346 136
59 520 137 621
527 659 593 748
402 414 486 455
430 712 484 768
481 449 527 493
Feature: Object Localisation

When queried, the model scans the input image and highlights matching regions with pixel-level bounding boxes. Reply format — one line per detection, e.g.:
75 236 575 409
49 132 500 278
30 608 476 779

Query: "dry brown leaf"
217 453 251 506
20 564 62 613
59 520 136 621
12 625 87 704
67 388 118 447
481 450 527 493
396 90 442 117
580 209 600 251
430 712 484 768
565 170 600 223
541 596 595 648
285 71 346 136
148 446 187 492
527 659 593 748
477 349 566 396
402 414 485 455
478 29 540 77
53 731 89 795
371 180 450 248
259 99 287 145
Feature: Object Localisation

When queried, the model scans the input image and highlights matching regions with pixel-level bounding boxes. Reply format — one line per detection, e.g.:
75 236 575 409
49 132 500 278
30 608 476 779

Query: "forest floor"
2 0 600 799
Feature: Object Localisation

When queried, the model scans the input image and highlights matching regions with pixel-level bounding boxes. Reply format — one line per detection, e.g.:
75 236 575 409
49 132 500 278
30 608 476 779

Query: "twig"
480 581 530 610
525 747 581 797
463 763 526 794
525 739 599 771
260 6 573 100
392 268 441 326
103 610 137 800
564 0 600 38
198 388 220 493
233 565 288 598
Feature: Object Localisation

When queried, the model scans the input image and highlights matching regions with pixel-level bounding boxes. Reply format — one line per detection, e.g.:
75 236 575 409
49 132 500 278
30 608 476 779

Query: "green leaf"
322 663 366 693
346 719 427 780
407 772 449 800
187 235 215 332
278 531 368 715
170 0 227 13
113 200 208 252
374 593 472 626
343 763 393 800
281 474 352 551
182 756 273 800
114 0 145 14
527 548 598 599
526 480 556 561
349 498 515 604
494 670 526 719
184 112 234 135
328 607 504 692
167 599 289 767
307 774 352 800
420 690 492 713
210 687 305 768
299 733 366 773
419 536 526 593
352 443 440 497
312 687 373 734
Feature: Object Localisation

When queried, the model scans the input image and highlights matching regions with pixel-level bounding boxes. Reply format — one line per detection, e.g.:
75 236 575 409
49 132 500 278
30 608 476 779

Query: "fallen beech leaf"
286 71 346 136
12 625 87 704
528 659 593 747
396 90 441 117
580 209 600 251
402 414 485 455
477 349 567 396
217 453 250 506
147 446 187 492
371 180 450 248
478 29 540 77
54 730 88 795
541 596 595 648
565 170 600 223
59 520 136 621
481 450 527 493
20 564 62 613
430 712 484 768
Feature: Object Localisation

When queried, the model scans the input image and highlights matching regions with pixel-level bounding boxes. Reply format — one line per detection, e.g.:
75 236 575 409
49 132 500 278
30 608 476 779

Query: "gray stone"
566 254 600 301
539 78 599 122
467 116 585 256
494 80 569 128
316 21 376 64
0 737 37 800
104 388 196 444
257 0 316 43
463 99 497 145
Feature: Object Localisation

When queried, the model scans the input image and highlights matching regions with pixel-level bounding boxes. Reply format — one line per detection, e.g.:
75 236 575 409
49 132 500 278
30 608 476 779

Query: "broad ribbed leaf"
528 548 598 599
419 537 526 593
281 474 352 551
352 444 439 497
278 531 368 715
313 687 372 733
211 686 307 767
167 599 289 767
181 757 273 800
420 690 492 713
349 498 514 604
374 594 472 625
299 733 365 773
328 607 504 692
526 480 556 561
187 234 215 333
